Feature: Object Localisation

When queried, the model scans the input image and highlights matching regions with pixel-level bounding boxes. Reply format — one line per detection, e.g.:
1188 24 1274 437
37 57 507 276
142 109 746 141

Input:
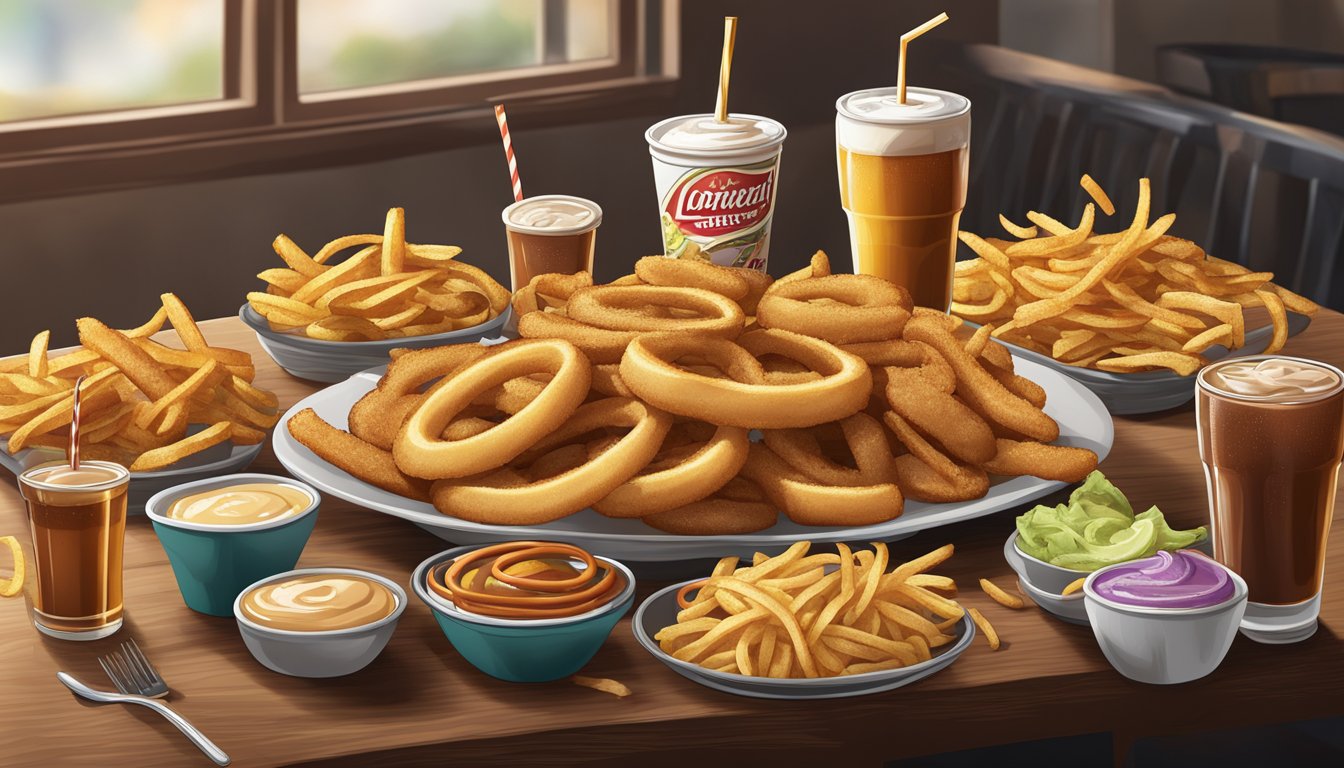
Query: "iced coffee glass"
501 195 602 291
18 460 129 640
836 87 970 310
1197 356 1344 644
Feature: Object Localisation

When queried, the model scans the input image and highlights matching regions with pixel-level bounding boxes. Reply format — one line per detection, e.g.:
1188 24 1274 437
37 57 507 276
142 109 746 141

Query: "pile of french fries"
247 207 510 341
656 542 993 679
0 294 278 471
953 176 1319 375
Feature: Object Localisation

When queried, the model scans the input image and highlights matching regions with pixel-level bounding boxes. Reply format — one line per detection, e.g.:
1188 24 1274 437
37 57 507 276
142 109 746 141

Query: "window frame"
0 0 677 202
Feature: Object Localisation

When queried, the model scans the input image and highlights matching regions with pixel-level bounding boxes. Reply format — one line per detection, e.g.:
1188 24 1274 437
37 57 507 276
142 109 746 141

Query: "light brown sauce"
241 573 396 632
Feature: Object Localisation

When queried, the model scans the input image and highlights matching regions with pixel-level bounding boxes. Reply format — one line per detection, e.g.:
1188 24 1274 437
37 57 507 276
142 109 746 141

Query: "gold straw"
68 374 86 470
897 12 949 104
714 16 738 123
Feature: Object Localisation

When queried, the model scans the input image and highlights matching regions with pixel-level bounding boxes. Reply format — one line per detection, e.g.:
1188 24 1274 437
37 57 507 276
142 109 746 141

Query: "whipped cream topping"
657 115 784 151
1205 358 1341 402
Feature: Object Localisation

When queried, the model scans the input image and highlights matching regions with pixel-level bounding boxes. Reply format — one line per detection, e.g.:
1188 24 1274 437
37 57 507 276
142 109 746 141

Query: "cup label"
656 159 779 269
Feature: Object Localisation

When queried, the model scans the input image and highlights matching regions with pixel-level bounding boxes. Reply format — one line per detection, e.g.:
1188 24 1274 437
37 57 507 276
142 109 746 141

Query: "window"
0 0 675 199
0 0 225 123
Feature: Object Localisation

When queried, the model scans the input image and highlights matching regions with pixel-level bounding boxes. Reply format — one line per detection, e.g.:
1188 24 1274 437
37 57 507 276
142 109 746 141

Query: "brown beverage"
18 461 129 640
1197 356 1344 643
836 86 970 310
501 195 602 291
837 145 968 306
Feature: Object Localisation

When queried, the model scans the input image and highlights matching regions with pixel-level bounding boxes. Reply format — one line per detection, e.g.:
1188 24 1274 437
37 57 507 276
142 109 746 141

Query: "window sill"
0 76 677 205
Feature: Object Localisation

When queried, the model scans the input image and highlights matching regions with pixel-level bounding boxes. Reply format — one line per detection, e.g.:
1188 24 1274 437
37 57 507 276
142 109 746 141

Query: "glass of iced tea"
1197 356 1344 644
18 460 129 640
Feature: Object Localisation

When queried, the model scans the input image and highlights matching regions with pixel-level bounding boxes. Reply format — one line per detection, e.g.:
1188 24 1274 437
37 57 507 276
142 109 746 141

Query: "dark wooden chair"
1157 44 1344 136
925 43 1344 311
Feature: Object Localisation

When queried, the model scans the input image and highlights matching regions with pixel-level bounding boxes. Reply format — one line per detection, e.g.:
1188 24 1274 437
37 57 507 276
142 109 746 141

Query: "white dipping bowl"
234 567 406 678
1083 557 1247 685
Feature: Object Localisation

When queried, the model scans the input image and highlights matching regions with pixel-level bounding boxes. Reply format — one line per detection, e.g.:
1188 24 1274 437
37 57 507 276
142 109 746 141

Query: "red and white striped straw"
494 103 523 202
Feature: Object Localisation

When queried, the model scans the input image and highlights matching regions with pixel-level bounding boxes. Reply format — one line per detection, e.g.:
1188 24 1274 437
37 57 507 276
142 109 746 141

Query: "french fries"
247 208 510 341
656 542 983 679
952 176 1319 374
0 295 279 471
0 536 24 598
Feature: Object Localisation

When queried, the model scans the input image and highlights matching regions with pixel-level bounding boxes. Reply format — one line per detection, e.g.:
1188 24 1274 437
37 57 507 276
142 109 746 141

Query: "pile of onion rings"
288 251 1098 533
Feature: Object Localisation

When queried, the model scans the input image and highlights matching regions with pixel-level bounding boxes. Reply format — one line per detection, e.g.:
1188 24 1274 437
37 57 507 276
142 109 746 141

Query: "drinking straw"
714 16 738 123
897 12 949 104
494 103 523 202
68 374 86 470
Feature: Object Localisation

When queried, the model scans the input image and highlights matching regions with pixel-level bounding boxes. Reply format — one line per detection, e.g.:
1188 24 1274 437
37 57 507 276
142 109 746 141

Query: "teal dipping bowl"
412 545 634 683
146 474 319 616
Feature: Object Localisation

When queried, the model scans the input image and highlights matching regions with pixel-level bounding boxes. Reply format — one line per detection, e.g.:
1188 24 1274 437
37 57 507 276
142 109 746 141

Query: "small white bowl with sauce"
146 473 321 616
233 567 406 678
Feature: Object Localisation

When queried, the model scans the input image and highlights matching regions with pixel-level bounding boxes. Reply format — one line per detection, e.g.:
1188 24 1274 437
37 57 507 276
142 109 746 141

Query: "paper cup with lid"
645 113 787 271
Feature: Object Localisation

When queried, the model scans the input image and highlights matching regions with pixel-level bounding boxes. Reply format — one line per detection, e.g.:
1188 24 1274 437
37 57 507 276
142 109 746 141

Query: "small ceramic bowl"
240 303 511 383
411 545 635 683
146 474 320 616
1083 555 1248 685
1006 531 1091 594
234 567 406 678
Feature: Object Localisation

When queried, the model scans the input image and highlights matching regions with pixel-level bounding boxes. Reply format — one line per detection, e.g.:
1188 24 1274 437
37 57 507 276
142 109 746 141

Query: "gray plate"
271 354 1114 562
965 312 1311 415
239 303 512 384
632 579 975 699
0 428 263 514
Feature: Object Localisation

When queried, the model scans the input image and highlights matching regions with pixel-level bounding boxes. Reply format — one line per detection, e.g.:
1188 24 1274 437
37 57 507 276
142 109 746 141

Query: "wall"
0 0 997 351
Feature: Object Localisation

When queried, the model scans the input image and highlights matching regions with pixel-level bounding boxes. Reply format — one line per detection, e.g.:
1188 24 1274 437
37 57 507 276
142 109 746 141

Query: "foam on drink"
501 195 602 291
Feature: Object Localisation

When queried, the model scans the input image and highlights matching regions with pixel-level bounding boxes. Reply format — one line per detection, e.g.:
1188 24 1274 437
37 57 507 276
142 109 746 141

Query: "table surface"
3 315 1344 768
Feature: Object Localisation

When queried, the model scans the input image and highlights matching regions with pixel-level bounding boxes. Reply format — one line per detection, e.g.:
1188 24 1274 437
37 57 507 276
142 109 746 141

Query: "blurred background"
0 1 1342 764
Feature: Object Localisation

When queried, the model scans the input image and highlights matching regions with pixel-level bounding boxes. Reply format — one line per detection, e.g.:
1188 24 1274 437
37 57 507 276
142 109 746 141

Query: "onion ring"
762 412 896 487
757 274 913 344
884 371 996 464
741 442 904 527
517 311 638 364
430 397 672 524
511 271 592 317
566 285 745 337
893 453 990 503
349 344 491 449
902 315 1059 443
620 329 871 428
634 256 750 301
394 339 591 479
593 422 749 517
427 541 626 619
641 477 778 534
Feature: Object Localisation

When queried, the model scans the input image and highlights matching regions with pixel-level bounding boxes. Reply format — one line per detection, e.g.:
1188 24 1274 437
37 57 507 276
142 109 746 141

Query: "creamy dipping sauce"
1203 357 1341 402
240 573 396 631
1091 551 1235 609
167 483 311 526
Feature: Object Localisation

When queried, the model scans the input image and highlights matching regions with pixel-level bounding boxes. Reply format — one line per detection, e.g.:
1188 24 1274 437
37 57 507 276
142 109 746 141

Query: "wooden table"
3 315 1344 767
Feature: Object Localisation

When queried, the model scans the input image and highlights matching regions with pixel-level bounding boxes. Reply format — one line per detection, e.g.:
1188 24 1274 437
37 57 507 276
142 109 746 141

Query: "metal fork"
100 639 169 698
55 639 231 766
